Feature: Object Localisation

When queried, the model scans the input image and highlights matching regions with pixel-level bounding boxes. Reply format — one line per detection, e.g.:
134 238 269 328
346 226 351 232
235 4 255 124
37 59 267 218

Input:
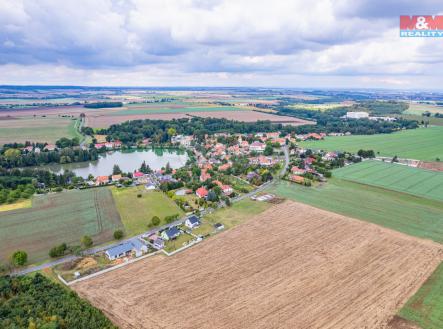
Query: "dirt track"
73 201 442 329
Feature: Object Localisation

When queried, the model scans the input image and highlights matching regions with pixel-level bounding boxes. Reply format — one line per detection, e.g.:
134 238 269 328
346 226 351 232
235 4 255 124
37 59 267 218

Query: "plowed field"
73 201 442 329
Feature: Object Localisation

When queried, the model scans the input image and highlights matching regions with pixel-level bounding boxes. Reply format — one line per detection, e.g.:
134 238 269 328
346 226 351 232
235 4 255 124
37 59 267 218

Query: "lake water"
45 149 188 178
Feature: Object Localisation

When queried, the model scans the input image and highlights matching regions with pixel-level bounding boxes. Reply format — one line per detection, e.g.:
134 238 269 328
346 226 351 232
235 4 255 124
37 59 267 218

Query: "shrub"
151 216 161 226
81 235 93 248
11 250 27 266
113 229 124 240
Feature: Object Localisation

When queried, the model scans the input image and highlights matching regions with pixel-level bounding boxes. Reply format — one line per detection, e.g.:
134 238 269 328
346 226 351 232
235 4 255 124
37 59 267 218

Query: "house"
111 174 122 182
290 175 305 184
196 187 208 198
291 166 306 175
44 144 56 151
200 171 211 182
133 171 144 178
24 145 34 152
218 163 231 171
153 238 164 249
94 143 106 149
250 141 265 152
185 215 201 229
161 227 181 241
221 185 233 196
105 240 148 260
96 175 109 186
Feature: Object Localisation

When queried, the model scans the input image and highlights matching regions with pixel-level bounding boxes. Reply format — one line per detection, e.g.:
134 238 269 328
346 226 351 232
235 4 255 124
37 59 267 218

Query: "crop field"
0 116 80 145
110 186 184 236
113 105 246 115
397 261 443 329
333 160 443 202
190 110 315 125
85 112 189 128
272 179 443 244
73 201 443 329
405 102 443 115
0 188 122 264
300 127 443 161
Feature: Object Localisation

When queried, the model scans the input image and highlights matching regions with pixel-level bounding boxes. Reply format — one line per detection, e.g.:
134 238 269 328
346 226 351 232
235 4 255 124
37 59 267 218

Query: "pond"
44 148 188 178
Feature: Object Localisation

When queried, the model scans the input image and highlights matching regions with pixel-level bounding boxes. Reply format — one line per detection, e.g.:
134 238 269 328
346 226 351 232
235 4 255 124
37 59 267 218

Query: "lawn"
272 179 443 244
299 127 443 161
333 160 443 202
203 199 272 230
164 233 195 253
0 116 79 145
0 188 122 264
398 261 443 329
110 186 184 236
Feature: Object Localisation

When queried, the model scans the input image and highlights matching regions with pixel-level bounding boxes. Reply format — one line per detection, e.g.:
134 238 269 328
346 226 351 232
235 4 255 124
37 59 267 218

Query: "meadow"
333 160 443 202
110 186 184 236
398 261 443 329
0 188 122 264
300 126 443 161
0 116 80 145
404 102 443 115
272 179 443 244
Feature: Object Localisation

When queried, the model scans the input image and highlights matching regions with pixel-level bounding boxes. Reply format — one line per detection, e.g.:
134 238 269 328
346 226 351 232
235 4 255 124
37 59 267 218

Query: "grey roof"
106 242 133 258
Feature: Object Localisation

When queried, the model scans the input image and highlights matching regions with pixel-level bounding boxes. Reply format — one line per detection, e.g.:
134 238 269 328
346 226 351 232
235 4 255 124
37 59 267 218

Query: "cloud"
0 0 442 88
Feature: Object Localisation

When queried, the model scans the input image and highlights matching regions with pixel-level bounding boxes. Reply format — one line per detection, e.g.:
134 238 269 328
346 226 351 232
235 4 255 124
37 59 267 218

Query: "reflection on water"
44 148 188 178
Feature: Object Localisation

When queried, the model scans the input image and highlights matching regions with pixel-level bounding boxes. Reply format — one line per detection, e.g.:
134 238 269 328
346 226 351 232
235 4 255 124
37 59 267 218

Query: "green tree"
112 164 122 175
167 127 177 137
81 235 93 248
11 250 27 266
263 143 273 156
113 229 124 240
151 216 161 226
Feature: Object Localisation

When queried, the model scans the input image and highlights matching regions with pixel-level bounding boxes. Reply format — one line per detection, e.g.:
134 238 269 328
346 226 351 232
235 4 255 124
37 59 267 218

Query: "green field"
0 188 122 264
398 261 443 329
272 179 443 244
300 127 443 161
110 186 184 236
203 199 271 229
0 116 79 145
114 106 245 116
405 102 443 115
333 161 443 202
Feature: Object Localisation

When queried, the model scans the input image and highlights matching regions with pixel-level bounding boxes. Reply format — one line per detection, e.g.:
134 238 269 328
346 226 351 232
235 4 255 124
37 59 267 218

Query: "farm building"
185 215 201 229
105 240 148 260
161 227 181 241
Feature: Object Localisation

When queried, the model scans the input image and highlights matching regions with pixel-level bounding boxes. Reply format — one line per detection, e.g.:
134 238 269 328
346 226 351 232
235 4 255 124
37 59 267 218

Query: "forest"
0 274 116 329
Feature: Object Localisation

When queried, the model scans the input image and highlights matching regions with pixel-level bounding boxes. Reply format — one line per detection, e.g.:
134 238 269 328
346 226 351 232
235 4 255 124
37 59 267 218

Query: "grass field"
333 161 443 202
300 127 443 161
398 261 443 329
0 116 79 145
401 114 443 126
0 188 122 264
110 186 184 236
272 179 443 244
203 199 271 229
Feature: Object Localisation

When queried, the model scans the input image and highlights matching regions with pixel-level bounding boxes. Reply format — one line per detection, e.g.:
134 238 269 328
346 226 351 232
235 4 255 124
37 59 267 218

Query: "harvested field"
73 201 443 329
190 110 314 125
85 113 189 128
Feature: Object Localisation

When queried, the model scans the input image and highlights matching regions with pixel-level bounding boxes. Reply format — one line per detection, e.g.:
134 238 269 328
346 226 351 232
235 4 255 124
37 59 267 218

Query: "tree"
11 250 27 266
81 235 93 248
113 229 124 240
151 216 161 226
112 164 122 175
263 143 273 156
165 162 172 174
49 243 67 258
207 190 218 202
140 161 152 174
167 127 177 137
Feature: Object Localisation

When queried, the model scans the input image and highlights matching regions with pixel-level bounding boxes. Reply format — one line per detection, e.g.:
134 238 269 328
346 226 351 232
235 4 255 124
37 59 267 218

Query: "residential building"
196 187 209 198
185 215 201 229
161 227 181 241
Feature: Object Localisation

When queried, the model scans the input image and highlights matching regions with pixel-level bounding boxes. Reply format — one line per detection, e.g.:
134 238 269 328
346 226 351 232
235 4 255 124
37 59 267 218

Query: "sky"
0 0 442 89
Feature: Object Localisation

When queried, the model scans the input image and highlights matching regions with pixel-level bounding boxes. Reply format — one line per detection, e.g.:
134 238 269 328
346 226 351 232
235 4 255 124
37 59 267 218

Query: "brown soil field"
189 110 315 125
85 113 190 128
418 161 443 172
73 201 442 329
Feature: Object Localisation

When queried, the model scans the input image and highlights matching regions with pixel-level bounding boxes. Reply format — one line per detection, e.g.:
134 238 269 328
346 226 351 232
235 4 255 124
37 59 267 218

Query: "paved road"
12 146 290 276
